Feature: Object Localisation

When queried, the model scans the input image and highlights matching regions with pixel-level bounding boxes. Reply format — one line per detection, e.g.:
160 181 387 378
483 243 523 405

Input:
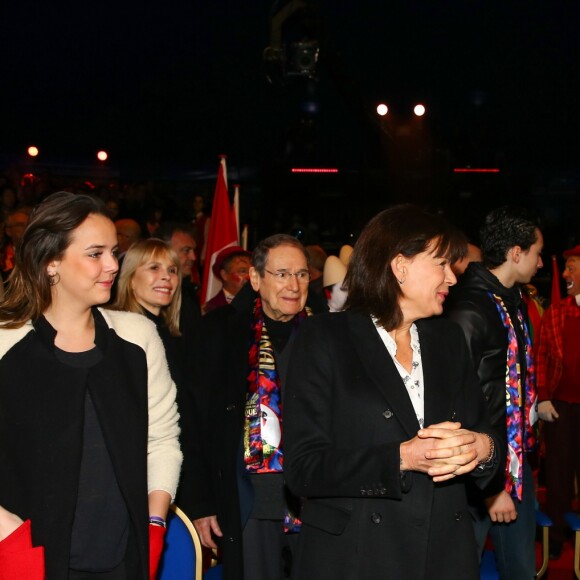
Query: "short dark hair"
156 221 195 243
480 206 541 269
344 204 467 331
252 234 309 276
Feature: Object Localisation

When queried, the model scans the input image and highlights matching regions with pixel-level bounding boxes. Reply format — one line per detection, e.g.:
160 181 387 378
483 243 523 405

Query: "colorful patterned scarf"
244 296 310 473
244 297 310 532
490 292 538 501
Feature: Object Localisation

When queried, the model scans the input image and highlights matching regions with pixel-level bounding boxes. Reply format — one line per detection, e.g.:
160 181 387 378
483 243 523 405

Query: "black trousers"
69 561 127 580
242 519 299 580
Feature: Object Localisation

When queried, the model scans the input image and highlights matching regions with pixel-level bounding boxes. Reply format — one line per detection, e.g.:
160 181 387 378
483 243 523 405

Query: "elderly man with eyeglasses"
179 234 312 580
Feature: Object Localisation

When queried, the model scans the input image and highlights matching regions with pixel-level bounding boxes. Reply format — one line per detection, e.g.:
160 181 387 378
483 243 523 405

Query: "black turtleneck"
263 313 294 353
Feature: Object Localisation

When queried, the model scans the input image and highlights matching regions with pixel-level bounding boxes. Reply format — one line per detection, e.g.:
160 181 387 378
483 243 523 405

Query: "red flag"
551 255 561 307
233 183 241 241
200 156 239 305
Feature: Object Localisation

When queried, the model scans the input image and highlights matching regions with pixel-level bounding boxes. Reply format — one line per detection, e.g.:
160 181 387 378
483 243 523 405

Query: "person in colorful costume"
536 244 580 558
181 234 312 580
445 206 543 579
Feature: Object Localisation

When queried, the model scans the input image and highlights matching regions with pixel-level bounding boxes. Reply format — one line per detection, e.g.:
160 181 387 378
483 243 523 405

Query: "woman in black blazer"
284 205 501 580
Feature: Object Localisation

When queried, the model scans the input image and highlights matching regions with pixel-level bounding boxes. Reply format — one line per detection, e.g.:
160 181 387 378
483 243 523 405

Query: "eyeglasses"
264 268 311 284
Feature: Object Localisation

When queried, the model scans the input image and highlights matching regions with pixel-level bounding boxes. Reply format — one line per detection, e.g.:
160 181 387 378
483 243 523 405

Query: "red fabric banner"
200 156 239 305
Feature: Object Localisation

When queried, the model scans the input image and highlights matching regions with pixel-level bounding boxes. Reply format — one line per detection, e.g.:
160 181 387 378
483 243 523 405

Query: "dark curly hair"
480 206 541 269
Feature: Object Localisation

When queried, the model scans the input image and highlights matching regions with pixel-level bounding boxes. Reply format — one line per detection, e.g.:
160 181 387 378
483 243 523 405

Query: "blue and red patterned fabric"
243 296 310 532
490 293 538 501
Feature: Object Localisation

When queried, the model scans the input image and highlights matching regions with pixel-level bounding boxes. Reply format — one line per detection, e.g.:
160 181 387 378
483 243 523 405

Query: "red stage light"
453 168 500 173
291 168 339 174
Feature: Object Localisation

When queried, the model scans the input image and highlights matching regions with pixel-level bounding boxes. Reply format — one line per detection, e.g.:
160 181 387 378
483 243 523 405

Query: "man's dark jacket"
179 284 300 580
445 262 532 495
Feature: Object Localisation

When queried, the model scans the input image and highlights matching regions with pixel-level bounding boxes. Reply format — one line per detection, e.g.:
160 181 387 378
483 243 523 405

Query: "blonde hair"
111 238 182 336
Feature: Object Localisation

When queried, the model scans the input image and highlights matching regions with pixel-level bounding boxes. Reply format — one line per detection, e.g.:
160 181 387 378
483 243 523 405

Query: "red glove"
0 520 45 580
149 523 166 580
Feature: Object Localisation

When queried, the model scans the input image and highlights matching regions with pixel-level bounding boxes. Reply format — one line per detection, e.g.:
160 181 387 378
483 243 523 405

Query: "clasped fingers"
429 453 479 482
424 436 477 461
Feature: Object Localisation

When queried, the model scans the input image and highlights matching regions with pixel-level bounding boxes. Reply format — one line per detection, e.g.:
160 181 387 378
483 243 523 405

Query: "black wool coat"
179 285 301 580
284 311 501 580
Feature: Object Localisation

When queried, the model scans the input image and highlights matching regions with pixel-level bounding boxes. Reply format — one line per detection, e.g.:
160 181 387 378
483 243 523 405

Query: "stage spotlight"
376 104 388 116
27 146 39 157
97 150 108 161
413 104 426 117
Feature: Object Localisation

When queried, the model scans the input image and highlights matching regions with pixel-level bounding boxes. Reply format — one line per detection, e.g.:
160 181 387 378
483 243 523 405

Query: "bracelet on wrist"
149 516 167 528
477 433 495 469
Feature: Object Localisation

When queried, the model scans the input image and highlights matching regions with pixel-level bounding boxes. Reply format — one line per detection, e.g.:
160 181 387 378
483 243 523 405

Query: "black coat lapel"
347 312 420 438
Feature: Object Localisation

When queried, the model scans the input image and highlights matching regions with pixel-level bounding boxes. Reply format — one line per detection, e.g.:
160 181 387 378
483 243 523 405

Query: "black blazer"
284 311 501 580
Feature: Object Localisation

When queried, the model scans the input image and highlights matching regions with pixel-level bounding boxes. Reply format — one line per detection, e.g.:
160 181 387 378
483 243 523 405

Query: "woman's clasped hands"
400 421 491 482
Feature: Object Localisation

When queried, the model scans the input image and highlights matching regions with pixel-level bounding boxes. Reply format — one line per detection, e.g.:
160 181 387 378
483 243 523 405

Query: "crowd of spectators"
0 168 211 292
0 161 579 580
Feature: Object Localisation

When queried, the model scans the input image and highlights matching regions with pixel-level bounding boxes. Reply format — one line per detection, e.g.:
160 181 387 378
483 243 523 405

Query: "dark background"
1 1 579 252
